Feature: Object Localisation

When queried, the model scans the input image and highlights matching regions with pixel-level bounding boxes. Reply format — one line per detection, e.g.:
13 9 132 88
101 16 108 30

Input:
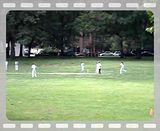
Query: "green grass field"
6 57 154 120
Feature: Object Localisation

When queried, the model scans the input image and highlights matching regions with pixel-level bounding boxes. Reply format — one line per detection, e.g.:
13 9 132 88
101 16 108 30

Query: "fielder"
6 61 8 71
96 61 102 74
15 61 19 71
120 61 127 74
80 62 85 72
31 63 37 78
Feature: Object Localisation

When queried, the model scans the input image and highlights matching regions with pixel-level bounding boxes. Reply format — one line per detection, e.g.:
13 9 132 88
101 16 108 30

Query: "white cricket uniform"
120 63 126 74
15 61 19 71
31 64 37 77
96 63 102 74
81 63 85 72
6 61 8 71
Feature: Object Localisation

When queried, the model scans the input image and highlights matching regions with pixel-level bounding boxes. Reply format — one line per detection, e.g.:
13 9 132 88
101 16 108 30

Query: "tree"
146 11 154 34
7 11 47 57
37 11 80 55
7 11 153 58
7 12 17 58
74 11 107 56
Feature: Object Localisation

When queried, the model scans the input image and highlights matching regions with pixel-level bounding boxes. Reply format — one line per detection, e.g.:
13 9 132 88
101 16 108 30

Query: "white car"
99 51 113 57
113 51 121 56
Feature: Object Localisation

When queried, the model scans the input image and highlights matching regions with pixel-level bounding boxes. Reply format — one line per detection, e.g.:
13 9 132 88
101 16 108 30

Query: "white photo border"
0 0 159 130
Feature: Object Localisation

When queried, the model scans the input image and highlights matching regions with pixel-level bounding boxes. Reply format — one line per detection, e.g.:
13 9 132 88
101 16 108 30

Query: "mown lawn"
6 57 154 120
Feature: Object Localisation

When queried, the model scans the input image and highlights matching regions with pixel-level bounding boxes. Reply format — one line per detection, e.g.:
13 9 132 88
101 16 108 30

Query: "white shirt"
120 63 124 68
81 63 84 67
97 63 101 69
31 65 37 70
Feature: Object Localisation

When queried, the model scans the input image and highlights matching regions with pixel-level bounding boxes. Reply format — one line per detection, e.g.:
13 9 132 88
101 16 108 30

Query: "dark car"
141 51 154 56
63 51 75 56
124 51 136 57
63 48 75 56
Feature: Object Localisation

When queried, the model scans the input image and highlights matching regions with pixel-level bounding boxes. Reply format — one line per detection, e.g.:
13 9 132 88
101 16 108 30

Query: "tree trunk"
93 33 97 57
60 14 64 56
79 32 84 54
136 47 141 59
28 39 33 58
60 36 64 56
120 39 124 58
19 44 23 57
135 37 141 59
89 33 93 57
10 41 15 58
6 41 10 58
10 31 16 58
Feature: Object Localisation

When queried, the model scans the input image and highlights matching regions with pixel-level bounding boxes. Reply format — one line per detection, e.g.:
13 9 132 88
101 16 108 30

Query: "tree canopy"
6 11 154 58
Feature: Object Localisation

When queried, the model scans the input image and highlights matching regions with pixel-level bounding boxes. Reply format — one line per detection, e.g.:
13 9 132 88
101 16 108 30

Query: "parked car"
113 51 121 56
130 50 136 56
141 51 154 56
24 49 36 57
37 49 57 56
75 52 85 57
99 51 113 57
128 50 154 56
63 48 75 56
124 51 136 57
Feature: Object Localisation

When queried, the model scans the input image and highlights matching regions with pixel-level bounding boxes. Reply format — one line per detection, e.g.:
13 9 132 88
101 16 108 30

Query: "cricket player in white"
6 61 8 71
80 62 85 72
31 64 37 78
96 61 102 74
15 61 19 71
120 61 126 74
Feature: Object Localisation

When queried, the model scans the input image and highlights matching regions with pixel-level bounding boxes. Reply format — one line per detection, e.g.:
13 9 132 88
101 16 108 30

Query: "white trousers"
15 65 18 71
81 66 84 72
120 67 126 74
32 69 37 77
6 61 8 70
96 68 98 74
